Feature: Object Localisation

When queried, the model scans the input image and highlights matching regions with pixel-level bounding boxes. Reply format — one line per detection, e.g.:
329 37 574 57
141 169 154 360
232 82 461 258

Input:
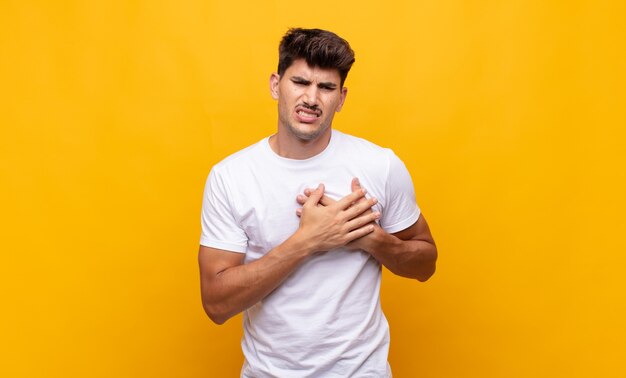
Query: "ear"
269 73 280 100
336 86 348 112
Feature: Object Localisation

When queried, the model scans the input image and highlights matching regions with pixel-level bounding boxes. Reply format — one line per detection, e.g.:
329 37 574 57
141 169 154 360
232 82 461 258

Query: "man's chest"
230 165 385 260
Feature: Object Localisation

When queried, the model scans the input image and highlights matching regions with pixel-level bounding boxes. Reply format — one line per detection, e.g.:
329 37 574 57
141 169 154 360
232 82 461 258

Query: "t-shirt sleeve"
379 150 421 234
199 167 248 253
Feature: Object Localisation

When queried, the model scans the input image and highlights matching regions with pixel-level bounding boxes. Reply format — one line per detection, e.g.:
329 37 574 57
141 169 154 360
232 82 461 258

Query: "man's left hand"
296 177 383 253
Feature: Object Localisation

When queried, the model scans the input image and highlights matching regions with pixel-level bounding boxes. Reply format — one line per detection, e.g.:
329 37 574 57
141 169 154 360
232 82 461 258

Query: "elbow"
207 312 227 325
416 263 436 282
200 280 233 325
416 249 437 282
202 300 230 325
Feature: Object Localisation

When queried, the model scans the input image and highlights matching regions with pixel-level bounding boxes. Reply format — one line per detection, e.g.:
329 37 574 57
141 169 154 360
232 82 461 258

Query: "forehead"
283 59 341 84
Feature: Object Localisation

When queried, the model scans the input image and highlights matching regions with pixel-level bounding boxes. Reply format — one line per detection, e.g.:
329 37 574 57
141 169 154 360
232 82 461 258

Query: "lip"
294 106 321 124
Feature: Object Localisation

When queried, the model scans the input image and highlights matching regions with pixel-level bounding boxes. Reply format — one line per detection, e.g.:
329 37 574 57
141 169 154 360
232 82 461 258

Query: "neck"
269 127 332 160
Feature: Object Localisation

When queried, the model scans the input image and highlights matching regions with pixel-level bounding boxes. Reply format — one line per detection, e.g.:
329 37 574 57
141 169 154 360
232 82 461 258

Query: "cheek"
324 98 341 113
282 91 299 105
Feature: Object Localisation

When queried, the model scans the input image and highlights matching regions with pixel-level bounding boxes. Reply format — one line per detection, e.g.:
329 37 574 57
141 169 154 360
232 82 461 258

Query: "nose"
302 85 319 106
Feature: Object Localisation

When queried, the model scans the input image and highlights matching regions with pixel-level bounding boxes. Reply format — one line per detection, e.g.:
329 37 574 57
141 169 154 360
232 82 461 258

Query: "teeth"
297 110 318 117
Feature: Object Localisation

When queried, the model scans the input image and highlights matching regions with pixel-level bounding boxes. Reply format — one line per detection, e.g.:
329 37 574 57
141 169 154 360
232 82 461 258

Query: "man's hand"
295 183 380 253
296 178 384 252
296 178 437 281
198 182 379 325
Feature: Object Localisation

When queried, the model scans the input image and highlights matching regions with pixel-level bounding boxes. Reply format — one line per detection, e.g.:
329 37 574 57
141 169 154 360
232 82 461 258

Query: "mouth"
294 105 322 124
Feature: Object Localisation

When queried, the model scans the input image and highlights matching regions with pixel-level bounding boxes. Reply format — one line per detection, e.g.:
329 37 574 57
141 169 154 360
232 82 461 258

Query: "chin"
291 121 332 141
289 125 322 141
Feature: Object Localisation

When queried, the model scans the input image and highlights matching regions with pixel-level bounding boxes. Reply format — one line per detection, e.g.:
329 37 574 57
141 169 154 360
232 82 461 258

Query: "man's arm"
296 179 437 282
351 178 437 281
357 214 437 281
199 184 380 325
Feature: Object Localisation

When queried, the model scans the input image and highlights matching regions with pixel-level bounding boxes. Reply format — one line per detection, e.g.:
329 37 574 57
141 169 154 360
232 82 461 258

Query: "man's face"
270 59 348 142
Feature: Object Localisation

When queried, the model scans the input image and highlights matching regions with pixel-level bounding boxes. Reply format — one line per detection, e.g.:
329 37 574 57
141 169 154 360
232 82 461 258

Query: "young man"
199 28 437 377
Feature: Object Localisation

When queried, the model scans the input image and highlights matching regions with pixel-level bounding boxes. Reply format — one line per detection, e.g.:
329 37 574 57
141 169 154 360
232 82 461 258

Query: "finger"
351 177 361 192
344 223 375 243
319 194 334 206
295 208 303 217
296 194 307 205
345 211 380 231
343 197 377 220
336 188 367 209
303 184 324 208
302 188 336 207
351 177 368 206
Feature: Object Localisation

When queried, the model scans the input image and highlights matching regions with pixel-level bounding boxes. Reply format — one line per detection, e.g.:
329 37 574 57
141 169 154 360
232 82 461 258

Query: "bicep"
198 246 247 323
198 245 245 280
391 214 435 244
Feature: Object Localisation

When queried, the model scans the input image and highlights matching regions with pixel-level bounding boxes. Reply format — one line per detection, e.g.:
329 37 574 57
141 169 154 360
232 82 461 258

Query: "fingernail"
372 197 378 204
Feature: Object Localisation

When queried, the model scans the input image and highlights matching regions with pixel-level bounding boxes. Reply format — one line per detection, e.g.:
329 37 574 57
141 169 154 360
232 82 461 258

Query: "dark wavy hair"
277 28 355 87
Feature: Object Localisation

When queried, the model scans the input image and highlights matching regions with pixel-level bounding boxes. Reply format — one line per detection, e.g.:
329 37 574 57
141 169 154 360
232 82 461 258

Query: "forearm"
201 232 312 324
201 185 377 324
364 229 437 281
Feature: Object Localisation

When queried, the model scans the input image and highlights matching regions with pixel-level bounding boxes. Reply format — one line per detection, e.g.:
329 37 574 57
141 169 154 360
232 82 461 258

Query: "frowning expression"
270 59 348 142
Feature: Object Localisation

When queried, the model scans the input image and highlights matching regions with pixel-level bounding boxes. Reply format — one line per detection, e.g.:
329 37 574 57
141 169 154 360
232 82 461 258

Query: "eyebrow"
290 76 338 90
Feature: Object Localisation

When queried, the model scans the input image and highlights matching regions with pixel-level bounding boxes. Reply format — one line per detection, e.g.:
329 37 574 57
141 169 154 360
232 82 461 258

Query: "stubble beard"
279 112 331 142
288 121 328 141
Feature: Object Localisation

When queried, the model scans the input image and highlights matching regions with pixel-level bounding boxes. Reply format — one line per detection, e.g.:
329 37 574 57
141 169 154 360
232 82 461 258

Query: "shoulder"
334 130 400 172
334 129 392 155
210 138 267 176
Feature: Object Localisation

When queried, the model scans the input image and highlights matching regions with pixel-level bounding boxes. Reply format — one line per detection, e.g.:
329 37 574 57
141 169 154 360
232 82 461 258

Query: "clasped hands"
295 178 383 253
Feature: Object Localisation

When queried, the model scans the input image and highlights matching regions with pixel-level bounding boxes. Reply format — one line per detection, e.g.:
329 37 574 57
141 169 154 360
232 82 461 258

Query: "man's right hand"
199 182 379 325
295 183 380 253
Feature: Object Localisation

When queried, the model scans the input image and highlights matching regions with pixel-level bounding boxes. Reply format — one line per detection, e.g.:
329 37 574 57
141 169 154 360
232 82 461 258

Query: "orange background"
2 1 625 377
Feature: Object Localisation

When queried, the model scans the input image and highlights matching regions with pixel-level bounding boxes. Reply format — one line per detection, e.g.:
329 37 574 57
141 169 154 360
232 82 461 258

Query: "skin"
297 178 437 281
268 59 348 159
199 186 379 324
199 59 437 325
198 59 374 325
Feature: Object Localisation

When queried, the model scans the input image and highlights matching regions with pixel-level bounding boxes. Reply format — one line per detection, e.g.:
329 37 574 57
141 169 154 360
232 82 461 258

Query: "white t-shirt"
200 129 420 377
